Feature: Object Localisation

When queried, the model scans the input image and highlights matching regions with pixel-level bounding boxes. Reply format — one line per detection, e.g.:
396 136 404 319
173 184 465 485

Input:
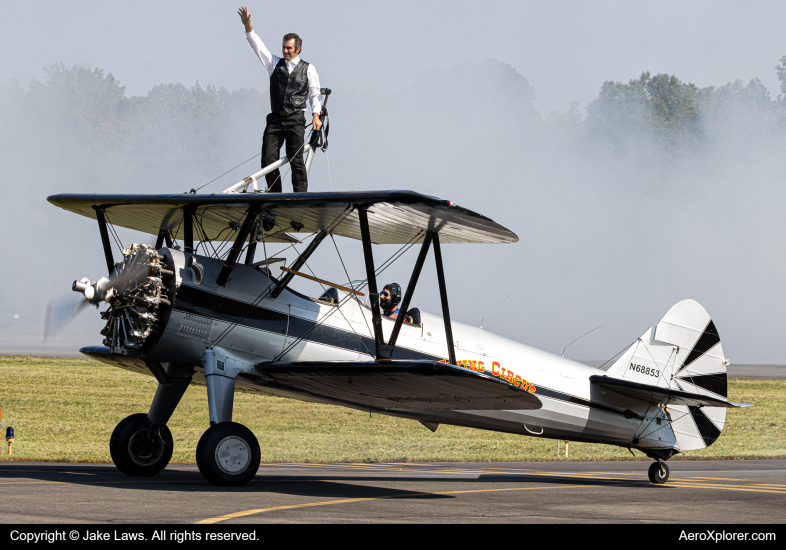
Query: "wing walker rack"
224 88 331 194
89 87 458 366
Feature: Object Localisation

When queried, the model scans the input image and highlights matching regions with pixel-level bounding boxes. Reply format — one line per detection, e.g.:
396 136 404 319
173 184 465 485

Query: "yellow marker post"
5 427 14 456
564 440 569 458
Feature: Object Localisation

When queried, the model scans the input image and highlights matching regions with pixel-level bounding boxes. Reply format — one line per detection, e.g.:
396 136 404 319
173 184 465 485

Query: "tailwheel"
110 413 173 476
648 461 670 484
196 422 261 487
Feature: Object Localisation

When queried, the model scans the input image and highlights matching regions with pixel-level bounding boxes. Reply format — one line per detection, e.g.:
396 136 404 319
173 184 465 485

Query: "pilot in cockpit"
380 283 408 322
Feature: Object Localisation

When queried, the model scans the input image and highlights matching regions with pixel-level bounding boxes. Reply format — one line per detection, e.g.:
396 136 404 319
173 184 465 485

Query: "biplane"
46 175 751 488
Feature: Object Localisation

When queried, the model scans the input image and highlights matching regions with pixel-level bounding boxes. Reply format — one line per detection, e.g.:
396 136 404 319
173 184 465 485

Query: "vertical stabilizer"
607 299 729 451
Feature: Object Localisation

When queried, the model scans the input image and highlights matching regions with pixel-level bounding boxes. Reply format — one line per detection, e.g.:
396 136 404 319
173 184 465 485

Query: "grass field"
0 355 783 463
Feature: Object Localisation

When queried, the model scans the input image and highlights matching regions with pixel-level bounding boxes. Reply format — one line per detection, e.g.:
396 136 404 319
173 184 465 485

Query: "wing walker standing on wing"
239 5 324 193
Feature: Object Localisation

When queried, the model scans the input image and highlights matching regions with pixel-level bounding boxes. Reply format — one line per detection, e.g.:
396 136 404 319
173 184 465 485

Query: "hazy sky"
2 1 786 363
2 0 785 112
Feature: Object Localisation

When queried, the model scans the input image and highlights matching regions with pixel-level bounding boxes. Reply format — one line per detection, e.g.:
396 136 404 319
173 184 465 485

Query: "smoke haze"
1 1 786 364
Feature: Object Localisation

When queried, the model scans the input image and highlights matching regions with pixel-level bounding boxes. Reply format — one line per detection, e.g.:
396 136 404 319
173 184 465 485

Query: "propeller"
42 244 159 343
42 293 93 343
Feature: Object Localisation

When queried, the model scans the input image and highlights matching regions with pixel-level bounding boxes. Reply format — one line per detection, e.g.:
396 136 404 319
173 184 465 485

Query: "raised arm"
239 6 276 75
238 6 253 33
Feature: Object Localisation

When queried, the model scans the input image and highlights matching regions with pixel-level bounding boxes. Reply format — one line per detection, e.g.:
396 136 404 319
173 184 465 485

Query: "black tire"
110 413 173 477
195 423 222 484
648 461 670 484
195 422 261 487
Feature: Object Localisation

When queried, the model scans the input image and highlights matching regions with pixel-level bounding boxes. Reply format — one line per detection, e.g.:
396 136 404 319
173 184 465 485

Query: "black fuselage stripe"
173 285 434 361
535 387 630 418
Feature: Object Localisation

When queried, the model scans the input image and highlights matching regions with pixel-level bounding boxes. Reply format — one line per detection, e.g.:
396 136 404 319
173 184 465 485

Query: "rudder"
607 299 729 451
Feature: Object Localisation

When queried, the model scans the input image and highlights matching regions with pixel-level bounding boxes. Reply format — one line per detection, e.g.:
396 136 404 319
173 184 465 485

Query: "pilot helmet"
382 283 401 306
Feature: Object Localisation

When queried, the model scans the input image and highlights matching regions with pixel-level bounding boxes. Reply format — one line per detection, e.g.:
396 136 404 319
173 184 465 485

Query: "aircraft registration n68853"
45 118 752 486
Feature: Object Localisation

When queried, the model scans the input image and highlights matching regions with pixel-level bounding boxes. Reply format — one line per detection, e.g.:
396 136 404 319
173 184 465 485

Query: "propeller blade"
43 294 91 343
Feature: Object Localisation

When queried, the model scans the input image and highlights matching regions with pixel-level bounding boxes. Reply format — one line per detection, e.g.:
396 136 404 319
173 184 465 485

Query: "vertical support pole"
432 233 456 366
183 206 195 254
216 205 261 286
245 221 259 266
358 208 387 358
305 146 316 175
389 232 432 348
93 206 115 275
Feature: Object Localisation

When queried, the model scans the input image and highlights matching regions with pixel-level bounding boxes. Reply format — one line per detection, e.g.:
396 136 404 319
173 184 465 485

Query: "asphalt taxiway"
1 460 784 524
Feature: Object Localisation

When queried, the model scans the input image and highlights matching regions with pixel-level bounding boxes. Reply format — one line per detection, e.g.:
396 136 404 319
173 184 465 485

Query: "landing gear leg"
648 460 670 484
109 363 193 477
195 349 261 486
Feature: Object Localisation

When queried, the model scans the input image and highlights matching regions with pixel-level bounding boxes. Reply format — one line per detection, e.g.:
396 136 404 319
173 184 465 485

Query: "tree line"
1 57 785 194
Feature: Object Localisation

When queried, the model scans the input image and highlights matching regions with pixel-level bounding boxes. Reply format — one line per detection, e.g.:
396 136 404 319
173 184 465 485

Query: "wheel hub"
215 435 251 475
128 430 164 466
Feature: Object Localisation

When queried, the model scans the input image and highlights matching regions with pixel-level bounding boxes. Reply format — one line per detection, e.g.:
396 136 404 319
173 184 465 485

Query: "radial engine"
73 244 173 355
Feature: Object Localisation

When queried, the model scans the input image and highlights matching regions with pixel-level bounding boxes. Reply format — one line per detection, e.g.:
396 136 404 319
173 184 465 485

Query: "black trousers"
261 111 307 193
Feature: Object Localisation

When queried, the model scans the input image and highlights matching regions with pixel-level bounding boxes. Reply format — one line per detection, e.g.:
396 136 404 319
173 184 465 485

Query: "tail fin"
607 299 729 451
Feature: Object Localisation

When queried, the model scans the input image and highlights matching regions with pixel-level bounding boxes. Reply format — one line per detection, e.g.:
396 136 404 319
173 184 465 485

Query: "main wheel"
195 422 261 487
110 413 173 477
648 461 670 484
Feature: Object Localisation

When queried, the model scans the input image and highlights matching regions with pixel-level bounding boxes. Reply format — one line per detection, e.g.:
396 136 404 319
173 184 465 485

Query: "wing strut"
93 206 115 274
270 229 329 298
433 233 457 366
357 207 388 357
244 219 261 265
183 205 195 253
155 229 173 249
217 205 262 286
389 231 433 348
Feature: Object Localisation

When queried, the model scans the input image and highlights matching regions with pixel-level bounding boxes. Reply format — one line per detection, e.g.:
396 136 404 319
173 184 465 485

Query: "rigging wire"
210 227 333 349
188 119 331 195
195 211 220 258
272 233 421 361
210 207 352 348
225 230 313 286
193 216 221 258
101 211 125 257
331 233 373 337
297 252 373 356
213 226 239 259
639 408 694 442
597 340 636 370
326 150 333 191
188 152 262 194
170 215 184 250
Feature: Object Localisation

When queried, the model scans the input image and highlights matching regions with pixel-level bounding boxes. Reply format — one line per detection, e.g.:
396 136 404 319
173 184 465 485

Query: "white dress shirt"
246 30 322 114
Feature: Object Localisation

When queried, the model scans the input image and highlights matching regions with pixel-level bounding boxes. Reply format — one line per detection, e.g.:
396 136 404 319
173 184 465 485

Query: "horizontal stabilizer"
590 375 751 409
246 360 542 411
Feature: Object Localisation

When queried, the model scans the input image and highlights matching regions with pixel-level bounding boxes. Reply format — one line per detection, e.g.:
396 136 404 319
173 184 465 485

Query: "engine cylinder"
100 244 173 355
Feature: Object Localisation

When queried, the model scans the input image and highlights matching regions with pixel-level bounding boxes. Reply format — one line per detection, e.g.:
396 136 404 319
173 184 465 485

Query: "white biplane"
47 161 751 487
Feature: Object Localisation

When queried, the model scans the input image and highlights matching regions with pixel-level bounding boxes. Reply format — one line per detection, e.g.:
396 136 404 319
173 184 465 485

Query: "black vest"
270 58 310 115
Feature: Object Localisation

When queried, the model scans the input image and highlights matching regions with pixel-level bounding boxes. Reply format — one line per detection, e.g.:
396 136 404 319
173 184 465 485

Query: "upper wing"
47 190 518 245
590 374 752 409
